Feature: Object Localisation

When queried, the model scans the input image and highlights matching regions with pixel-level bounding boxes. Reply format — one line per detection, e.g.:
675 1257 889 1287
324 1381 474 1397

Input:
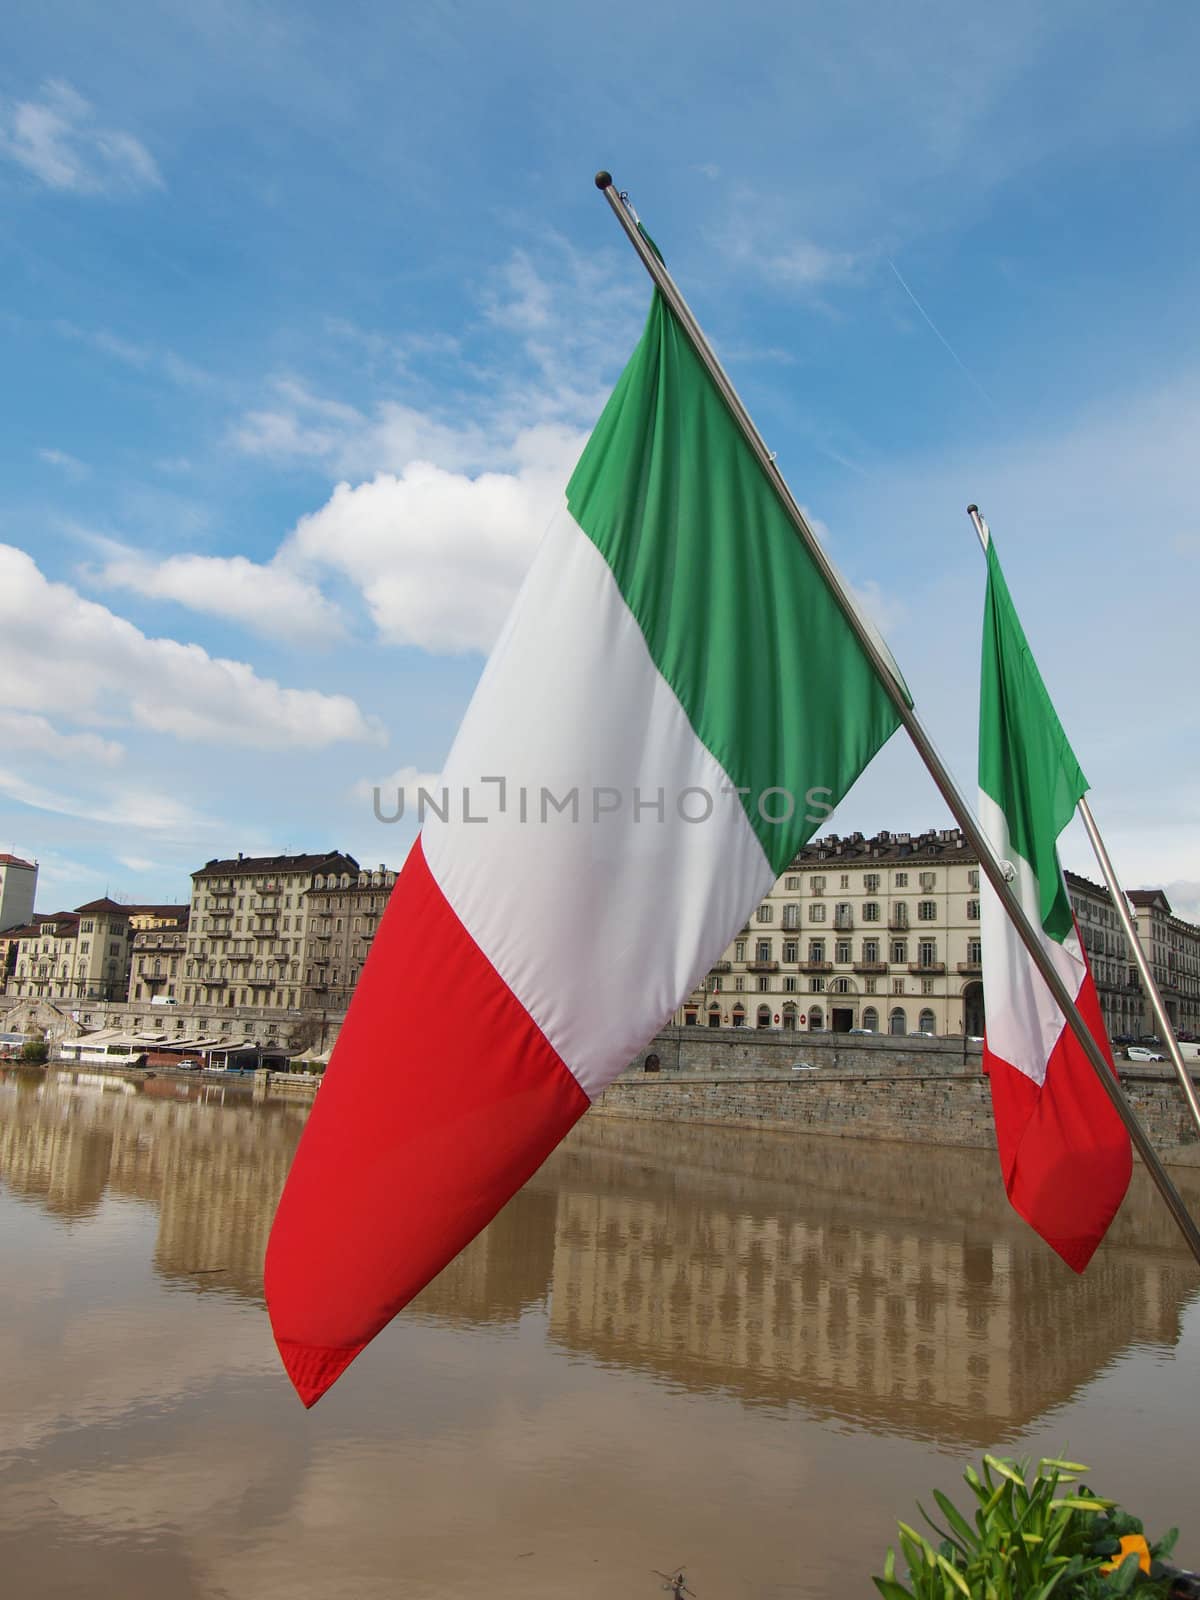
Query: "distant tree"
20 1039 49 1065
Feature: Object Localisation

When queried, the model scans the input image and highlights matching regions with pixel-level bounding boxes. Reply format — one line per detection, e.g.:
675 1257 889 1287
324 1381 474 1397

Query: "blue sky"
3 0 1199 917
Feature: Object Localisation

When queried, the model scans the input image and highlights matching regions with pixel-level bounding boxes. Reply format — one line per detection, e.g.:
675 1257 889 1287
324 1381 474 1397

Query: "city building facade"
182 851 362 1012
0 853 37 932
1064 871 1141 1042
302 863 398 1010
1128 890 1200 1039
678 828 1186 1043
678 829 986 1037
7 898 133 1002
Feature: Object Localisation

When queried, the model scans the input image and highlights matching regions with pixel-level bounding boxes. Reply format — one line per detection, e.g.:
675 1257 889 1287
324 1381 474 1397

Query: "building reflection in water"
1 1069 1197 1448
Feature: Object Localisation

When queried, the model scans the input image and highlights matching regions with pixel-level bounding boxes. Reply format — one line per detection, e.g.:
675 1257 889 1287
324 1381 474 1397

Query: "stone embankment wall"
596 1027 1200 1165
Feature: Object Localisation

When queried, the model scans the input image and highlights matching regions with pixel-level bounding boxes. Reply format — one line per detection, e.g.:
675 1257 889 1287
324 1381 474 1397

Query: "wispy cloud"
1 80 163 195
37 447 89 478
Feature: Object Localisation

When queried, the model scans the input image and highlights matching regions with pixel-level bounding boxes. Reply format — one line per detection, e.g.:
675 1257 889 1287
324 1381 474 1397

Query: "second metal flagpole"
967 504 1200 1141
594 170 1200 1267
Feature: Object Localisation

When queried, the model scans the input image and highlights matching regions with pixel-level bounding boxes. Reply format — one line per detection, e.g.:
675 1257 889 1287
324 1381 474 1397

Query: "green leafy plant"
874 1455 1178 1600
20 1039 48 1065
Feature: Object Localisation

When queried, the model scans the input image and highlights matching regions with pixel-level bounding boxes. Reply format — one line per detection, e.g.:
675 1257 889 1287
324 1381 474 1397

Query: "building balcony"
853 961 888 974
200 975 228 988
889 914 910 931
208 886 235 900
748 961 779 973
208 906 232 919
709 961 732 973
311 954 330 966
252 929 276 940
957 962 982 976
834 916 854 931
247 976 273 989
800 961 833 973
909 962 946 975
141 972 168 988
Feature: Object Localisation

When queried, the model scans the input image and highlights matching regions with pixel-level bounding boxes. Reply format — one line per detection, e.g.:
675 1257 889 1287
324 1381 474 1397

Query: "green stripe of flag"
566 291 900 872
979 535 1087 943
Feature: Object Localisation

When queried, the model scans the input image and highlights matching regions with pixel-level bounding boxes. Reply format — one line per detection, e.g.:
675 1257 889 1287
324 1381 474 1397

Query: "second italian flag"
265 290 902 1405
978 530 1131 1270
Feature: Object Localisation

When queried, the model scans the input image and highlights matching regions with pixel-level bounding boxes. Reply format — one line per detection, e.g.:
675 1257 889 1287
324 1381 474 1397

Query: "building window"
836 938 851 963
810 978 825 993
785 875 799 889
918 1008 937 1035
864 874 880 892
831 977 850 994
732 1008 745 1028
758 976 769 993
922 979 935 994
862 901 880 922
756 904 773 924
783 939 798 963
967 899 980 920
810 905 826 923
894 873 908 888
864 978 877 993
809 939 826 963
918 939 937 966
835 903 853 928
863 939 879 963
891 940 907 963
839 874 849 889
862 1006 879 1031
810 876 825 895
734 977 745 992
783 904 800 930
920 872 936 890
968 870 980 890
756 939 772 962
783 976 796 992
892 978 905 994
735 940 746 961
889 1007 907 1035
918 901 938 921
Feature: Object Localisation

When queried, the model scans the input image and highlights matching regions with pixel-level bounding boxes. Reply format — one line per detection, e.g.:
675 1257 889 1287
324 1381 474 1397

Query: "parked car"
848 1027 876 1036
1127 1045 1166 1062
790 1062 818 1072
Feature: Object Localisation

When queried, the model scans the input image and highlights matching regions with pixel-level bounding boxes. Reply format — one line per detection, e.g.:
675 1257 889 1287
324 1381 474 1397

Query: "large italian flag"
978 531 1131 1270
265 291 901 1405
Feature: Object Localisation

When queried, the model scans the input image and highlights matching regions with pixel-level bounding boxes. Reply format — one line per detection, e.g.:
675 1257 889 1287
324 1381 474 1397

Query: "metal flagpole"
594 170 1200 1267
967 503 1200 1141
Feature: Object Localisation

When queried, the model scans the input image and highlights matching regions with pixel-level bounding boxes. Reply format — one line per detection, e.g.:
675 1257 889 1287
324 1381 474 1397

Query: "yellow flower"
1100 1534 1151 1576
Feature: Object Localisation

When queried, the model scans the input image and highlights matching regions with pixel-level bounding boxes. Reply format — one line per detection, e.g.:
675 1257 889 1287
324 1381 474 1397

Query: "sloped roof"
194 851 359 879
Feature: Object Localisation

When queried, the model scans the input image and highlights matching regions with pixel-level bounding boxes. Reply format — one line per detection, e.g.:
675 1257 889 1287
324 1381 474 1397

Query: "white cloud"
0 544 382 749
91 545 345 640
37 447 89 478
284 424 583 654
1 80 162 195
0 710 123 766
352 763 443 805
0 767 203 833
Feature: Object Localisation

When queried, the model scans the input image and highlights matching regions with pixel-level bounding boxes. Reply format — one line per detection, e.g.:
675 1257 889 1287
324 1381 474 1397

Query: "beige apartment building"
679 828 985 1037
1128 890 1200 1038
181 851 361 1012
302 863 398 1010
8 898 133 1001
680 828 1171 1042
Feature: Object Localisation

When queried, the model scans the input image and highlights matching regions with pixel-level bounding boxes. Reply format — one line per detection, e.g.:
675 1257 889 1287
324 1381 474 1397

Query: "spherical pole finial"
966 504 979 515
594 170 613 190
